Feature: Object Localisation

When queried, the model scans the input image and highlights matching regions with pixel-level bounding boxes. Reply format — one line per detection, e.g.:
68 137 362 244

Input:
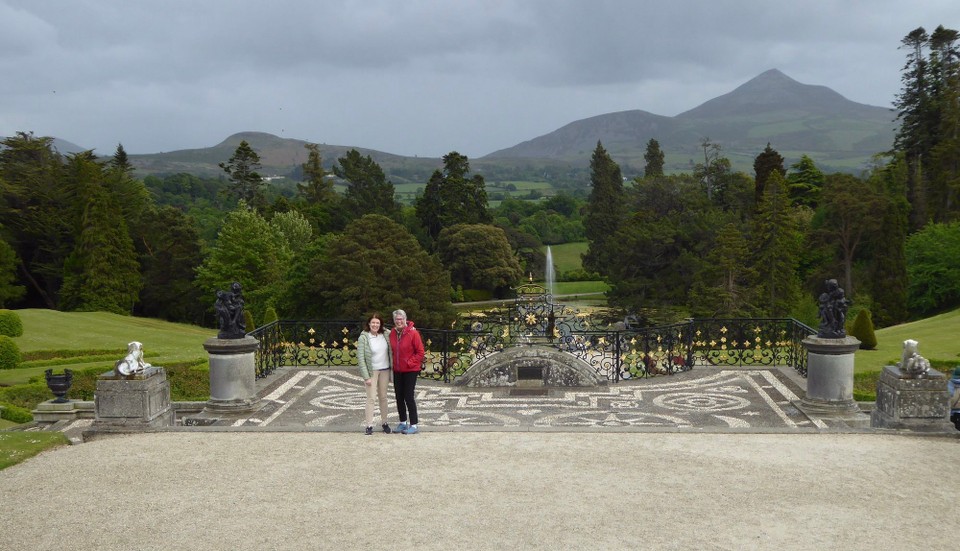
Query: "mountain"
484 69 896 174
124 69 897 179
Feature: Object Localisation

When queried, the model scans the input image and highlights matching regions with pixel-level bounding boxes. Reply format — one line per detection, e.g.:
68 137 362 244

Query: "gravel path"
1 432 957 550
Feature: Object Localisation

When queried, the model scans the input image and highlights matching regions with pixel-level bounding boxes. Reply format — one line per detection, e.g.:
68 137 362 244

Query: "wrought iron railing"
248 317 815 381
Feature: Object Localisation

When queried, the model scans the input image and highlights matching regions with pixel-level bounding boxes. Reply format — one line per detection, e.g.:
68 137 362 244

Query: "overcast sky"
1 1 957 158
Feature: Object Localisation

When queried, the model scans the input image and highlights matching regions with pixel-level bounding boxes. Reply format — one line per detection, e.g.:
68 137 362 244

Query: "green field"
854 308 960 374
2 310 212 386
545 242 587 273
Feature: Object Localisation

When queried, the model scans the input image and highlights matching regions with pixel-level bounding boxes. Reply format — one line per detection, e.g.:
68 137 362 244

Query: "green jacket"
356 330 392 379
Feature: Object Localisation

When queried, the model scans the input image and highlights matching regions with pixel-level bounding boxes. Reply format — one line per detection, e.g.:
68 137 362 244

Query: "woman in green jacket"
357 312 393 435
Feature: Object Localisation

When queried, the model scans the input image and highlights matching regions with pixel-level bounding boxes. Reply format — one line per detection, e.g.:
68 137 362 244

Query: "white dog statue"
898 339 931 378
114 341 152 376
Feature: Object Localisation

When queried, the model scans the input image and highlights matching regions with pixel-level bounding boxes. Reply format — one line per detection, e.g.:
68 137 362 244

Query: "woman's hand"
364 378 372 386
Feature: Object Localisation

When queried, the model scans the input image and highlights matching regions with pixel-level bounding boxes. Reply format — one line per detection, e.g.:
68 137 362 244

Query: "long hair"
364 312 385 334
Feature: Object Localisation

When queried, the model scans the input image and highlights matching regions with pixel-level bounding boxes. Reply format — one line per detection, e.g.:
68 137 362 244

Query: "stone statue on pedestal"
897 339 931 378
817 279 851 339
215 281 247 339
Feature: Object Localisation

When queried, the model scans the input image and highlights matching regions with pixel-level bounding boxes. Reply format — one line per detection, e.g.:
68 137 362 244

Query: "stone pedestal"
871 365 952 431
203 336 260 412
798 336 867 422
31 400 94 423
91 367 174 430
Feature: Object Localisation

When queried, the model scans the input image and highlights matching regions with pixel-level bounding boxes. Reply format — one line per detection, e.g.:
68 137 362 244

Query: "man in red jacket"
390 309 424 434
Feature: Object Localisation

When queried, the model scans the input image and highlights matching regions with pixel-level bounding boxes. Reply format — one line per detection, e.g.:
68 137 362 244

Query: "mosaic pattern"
232 369 827 430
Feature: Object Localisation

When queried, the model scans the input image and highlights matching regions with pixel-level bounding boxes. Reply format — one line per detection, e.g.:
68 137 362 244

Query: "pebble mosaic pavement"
206 367 831 431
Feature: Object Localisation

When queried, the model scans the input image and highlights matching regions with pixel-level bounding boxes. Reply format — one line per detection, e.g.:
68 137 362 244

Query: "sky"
1 0 958 159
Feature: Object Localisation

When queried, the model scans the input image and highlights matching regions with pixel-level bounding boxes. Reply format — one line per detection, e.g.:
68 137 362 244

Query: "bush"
462 289 493 302
262 306 279 325
0 310 23 337
244 309 256 332
848 309 878 350
0 382 51 409
0 402 33 424
0 335 21 370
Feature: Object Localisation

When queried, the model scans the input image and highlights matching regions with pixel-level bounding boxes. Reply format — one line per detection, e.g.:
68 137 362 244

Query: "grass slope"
2 310 211 386
854 308 960 374
546 242 587 273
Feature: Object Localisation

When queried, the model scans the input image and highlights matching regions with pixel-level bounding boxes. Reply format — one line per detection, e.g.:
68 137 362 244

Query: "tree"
414 151 491 244
0 132 70 308
643 138 665 178
751 171 803 316
582 141 625 276
59 154 141 314
310 214 455 328
219 140 266 210
334 149 401 222
0 235 25 307
865 157 910 326
136 206 205 323
753 143 786 210
689 222 758 317
436 224 523 294
786 155 825 208
693 138 732 204
295 143 340 232
269 210 313 254
818 173 885 298
905 221 960 315
195 201 291 323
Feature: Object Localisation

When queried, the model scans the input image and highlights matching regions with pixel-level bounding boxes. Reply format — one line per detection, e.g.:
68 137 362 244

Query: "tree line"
1 24 957 329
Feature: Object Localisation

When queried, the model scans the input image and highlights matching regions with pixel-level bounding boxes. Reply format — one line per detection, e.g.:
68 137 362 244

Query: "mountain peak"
677 69 857 119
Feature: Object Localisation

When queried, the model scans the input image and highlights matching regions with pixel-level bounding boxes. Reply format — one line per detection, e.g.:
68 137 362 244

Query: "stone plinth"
32 400 94 423
798 336 867 422
454 345 607 387
92 367 174 430
871 365 952 431
203 336 260 412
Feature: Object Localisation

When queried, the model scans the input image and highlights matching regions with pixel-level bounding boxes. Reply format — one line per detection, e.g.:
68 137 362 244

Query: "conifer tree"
753 143 785 210
582 141 625 276
219 140 266 211
643 138 665 178
751 171 802 316
334 148 401 222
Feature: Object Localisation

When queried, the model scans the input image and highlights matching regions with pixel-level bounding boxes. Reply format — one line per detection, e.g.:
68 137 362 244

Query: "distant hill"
484 69 896 174
122 69 896 180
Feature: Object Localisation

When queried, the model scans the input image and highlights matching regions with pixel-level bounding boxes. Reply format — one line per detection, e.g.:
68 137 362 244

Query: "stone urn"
44 369 73 403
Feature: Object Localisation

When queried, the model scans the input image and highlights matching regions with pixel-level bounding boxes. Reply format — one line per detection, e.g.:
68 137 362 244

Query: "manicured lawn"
0 431 69 470
854 308 960 374
552 281 609 295
2 309 211 386
545 242 587 273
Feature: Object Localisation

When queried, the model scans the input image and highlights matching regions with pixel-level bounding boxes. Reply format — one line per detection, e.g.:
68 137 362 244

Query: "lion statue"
114 341 152 377
898 339 931 378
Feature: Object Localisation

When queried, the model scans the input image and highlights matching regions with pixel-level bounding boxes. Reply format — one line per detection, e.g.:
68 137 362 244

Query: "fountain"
545 245 555 298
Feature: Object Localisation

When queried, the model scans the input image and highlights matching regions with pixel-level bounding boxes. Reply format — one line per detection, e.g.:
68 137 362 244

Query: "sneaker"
394 422 408 433
402 425 419 435
381 423 392 434
364 426 373 436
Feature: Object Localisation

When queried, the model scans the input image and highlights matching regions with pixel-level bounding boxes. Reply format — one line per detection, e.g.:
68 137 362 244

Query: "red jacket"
390 321 425 373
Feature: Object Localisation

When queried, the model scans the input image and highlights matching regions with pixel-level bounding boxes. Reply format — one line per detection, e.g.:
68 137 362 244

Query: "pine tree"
786 155 825 208
643 138 665 178
866 157 910 326
582 141 625 276
219 140 266 210
59 159 141 314
753 143 785 210
335 149 401 222
751 171 802 316
414 152 490 245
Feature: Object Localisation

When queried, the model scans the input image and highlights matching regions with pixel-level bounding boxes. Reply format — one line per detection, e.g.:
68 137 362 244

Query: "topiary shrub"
0 402 33 424
244 309 256 332
0 309 23 337
262 306 278 325
0 335 21 370
849 309 878 350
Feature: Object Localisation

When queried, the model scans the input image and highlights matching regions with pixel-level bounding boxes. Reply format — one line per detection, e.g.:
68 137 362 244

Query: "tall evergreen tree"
582 141 625 276
59 155 141 314
865 157 910 326
334 148 401 222
689 221 758 317
0 132 69 308
753 143 785 210
643 138 665 178
786 154 825 208
414 151 490 245
296 143 340 232
136 206 205 323
818 173 885 299
751 171 803 316
219 140 266 210
894 27 933 230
